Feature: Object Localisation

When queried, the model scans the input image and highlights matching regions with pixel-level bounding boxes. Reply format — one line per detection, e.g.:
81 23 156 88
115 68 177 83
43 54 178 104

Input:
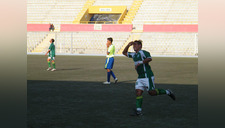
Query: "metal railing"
27 21 122 24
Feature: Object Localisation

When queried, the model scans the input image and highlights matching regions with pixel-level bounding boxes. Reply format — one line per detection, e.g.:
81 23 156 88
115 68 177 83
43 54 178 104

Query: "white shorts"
48 57 55 60
135 77 155 91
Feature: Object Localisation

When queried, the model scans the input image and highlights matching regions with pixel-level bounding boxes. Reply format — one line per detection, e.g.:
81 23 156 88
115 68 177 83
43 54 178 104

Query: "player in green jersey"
122 40 175 116
45 38 56 71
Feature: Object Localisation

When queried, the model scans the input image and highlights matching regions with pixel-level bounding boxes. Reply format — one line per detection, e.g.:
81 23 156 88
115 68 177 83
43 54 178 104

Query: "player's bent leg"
149 88 166 95
148 89 176 100
147 76 168 96
47 58 52 71
148 90 157 96
51 60 56 71
110 70 118 83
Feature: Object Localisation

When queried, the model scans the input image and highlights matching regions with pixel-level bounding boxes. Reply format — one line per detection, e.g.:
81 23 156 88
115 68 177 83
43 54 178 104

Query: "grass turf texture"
27 55 198 128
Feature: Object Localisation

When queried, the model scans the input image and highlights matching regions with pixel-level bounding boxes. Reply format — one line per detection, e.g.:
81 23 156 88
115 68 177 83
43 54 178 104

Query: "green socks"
155 88 167 95
48 61 51 68
135 89 168 111
52 61 55 69
48 61 55 69
136 96 143 111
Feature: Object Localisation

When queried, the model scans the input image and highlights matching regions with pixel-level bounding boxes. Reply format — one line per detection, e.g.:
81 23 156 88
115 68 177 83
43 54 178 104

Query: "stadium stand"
27 32 48 52
27 0 87 30
55 32 130 54
122 0 143 24
32 32 56 53
73 0 95 24
27 0 198 56
28 31 198 56
133 0 198 25
139 32 198 56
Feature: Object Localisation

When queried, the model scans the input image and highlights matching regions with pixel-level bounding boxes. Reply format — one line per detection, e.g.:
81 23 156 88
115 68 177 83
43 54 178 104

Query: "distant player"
45 38 56 71
122 40 175 116
103 37 118 85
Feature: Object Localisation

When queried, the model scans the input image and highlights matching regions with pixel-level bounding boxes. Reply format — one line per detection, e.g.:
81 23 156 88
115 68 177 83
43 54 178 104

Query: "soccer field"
27 55 198 128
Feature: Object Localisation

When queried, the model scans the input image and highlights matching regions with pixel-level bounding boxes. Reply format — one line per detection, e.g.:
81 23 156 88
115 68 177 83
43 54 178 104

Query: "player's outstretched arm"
45 49 50 56
143 58 152 64
122 41 133 56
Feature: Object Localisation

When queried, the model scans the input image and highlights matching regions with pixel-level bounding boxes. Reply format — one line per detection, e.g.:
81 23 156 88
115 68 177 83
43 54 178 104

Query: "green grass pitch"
27 55 198 128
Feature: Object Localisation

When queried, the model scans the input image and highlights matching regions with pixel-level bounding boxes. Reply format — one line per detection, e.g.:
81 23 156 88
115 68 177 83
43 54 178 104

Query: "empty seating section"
27 32 198 56
27 0 198 25
55 32 130 54
55 32 72 54
140 32 198 55
27 0 198 56
93 0 134 9
27 32 48 52
133 0 198 24
27 0 87 29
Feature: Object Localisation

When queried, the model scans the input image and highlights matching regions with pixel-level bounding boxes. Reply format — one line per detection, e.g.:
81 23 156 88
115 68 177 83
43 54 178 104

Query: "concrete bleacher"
27 0 198 26
27 0 198 56
133 0 198 25
27 0 87 30
139 32 198 56
27 32 198 56
55 32 130 54
27 32 48 52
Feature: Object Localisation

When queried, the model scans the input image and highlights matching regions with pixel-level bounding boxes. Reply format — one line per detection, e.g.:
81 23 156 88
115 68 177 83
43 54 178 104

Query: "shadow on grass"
28 80 198 128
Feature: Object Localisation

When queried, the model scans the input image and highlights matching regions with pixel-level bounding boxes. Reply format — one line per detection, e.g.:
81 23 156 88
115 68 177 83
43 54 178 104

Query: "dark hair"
134 40 142 47
107 37 113 43
51 39 55 43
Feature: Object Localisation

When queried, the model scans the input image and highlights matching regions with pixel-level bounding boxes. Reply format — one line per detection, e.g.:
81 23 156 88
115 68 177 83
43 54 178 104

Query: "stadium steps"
27 32 48 53
117 34 141 54
122 0 143 24
73 0 95 24
32 32 55 53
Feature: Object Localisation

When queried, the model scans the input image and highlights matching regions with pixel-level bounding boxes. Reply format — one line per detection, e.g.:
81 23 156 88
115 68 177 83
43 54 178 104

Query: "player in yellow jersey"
103 37 118 85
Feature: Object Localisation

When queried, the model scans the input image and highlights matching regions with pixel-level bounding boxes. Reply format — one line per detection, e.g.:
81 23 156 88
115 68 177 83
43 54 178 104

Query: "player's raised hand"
106 41 110 48
128 41 134 46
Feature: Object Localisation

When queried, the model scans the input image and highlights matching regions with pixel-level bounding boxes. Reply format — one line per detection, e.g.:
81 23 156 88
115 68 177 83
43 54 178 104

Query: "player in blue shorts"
103 37 118 85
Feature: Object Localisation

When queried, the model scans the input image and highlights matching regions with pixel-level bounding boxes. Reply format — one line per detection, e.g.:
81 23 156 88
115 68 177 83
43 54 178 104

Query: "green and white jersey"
127 50 154 78
107 44 115 58
48 43 55 57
